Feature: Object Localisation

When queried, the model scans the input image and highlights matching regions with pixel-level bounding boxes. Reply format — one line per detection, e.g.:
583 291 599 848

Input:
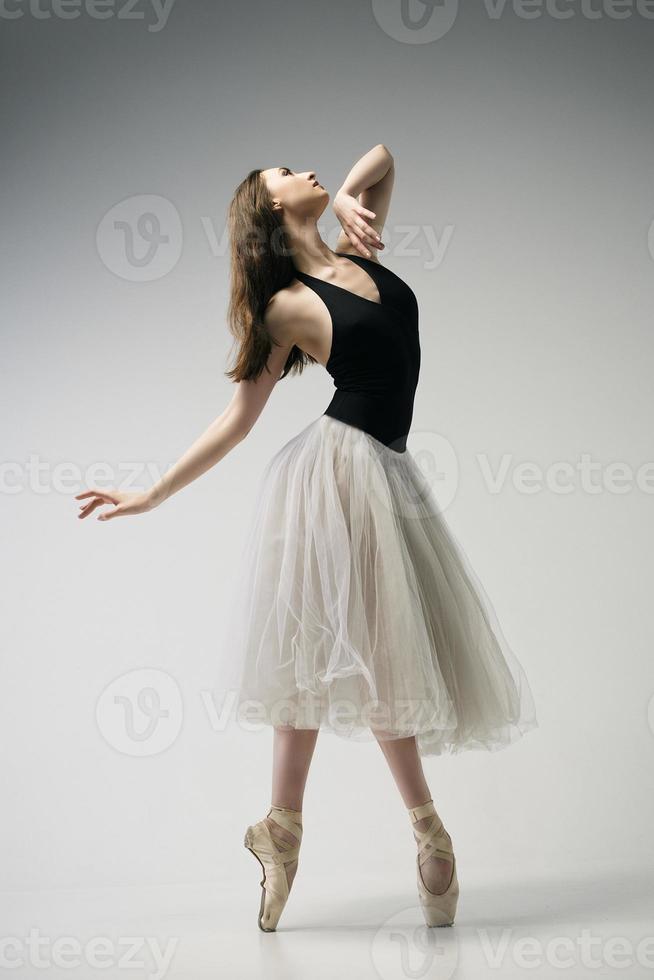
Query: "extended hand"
75 487 154 521
333 189 384 258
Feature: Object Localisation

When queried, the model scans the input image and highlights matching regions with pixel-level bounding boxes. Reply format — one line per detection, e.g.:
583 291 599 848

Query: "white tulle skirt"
213 414 538 757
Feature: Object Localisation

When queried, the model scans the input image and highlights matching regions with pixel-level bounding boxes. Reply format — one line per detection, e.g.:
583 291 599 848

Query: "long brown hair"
224 169 316 383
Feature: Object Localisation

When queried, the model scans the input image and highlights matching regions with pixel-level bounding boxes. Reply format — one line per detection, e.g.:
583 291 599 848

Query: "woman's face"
261 166 328 218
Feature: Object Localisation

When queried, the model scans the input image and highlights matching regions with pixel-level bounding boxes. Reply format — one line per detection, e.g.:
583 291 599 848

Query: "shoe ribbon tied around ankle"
408 801 454 863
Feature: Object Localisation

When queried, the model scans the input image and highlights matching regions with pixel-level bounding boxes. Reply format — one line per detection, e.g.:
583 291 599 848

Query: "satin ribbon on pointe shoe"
243 805 303 931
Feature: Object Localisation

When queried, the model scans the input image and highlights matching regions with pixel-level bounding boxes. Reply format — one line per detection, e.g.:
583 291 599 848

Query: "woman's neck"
283 220 337 277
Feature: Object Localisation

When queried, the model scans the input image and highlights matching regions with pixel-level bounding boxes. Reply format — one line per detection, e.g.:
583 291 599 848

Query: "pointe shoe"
243 804 303 932
408 799 459 927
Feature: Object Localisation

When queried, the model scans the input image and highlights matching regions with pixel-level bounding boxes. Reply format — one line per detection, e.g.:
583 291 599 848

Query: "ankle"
407 798 436 824
265 806 303 846
407 797 432 809
407 797 433 813
270 803 303 816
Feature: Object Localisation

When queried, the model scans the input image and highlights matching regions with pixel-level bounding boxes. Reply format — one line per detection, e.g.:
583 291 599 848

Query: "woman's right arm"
75 296 299 521
146 328 293 508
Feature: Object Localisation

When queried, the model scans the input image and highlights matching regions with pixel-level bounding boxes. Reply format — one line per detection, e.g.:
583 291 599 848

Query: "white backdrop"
2 2 654 978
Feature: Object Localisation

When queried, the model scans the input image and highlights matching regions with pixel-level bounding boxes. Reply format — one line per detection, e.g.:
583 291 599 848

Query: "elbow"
376 143 394 162
231 422 251 447
219 412 251 451
232 415 256 445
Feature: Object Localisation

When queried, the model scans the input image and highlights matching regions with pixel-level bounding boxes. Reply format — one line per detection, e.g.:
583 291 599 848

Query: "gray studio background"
2 1 654 977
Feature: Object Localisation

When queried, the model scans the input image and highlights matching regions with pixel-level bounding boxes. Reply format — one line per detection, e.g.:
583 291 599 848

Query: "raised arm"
333 143 395 261
75 302 297 521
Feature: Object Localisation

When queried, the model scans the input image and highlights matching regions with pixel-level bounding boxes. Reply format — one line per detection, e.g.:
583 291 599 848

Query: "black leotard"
295 252 421 453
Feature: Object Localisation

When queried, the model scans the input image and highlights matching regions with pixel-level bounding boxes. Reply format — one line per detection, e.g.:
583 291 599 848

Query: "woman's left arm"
333 144 395 260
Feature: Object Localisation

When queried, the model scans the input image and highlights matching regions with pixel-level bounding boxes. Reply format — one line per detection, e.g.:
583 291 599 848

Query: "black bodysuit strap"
294 252 385 308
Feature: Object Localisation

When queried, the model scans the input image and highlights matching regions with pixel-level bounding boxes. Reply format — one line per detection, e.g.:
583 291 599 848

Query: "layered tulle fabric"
213 414 538 757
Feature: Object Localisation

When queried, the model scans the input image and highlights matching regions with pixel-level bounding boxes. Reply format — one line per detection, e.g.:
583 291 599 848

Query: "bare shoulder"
263 280 309 346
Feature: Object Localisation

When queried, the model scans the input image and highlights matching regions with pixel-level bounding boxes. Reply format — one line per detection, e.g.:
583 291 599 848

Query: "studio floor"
3 863 653 980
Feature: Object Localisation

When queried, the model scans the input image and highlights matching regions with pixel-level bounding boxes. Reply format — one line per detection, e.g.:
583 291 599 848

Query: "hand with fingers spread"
75 487 154 522
73 394 260 524
333 189 385 258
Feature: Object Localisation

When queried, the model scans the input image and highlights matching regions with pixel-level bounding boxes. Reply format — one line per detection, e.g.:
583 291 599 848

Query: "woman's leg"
373 732 453 895
270 725 319 810
373 732 431 807
264 725 319 890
